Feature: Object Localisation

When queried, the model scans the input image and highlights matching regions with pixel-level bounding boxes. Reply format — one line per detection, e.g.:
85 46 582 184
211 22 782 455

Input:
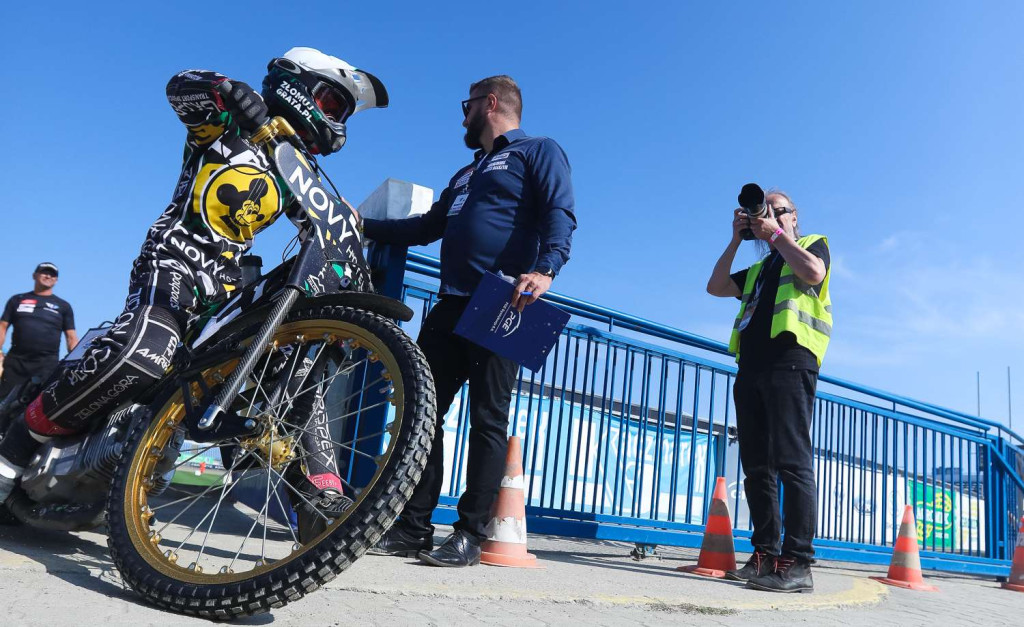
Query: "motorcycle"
0 92 436 619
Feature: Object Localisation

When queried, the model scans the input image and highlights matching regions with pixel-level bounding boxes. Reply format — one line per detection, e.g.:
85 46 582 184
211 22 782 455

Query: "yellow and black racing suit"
26 69 294 437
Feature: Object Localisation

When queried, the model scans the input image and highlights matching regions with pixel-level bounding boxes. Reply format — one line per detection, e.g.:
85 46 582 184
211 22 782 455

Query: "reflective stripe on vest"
728 234 832 366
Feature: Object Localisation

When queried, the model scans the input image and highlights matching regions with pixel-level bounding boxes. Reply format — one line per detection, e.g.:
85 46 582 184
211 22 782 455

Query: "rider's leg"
287 352 344 492
0 267 195 502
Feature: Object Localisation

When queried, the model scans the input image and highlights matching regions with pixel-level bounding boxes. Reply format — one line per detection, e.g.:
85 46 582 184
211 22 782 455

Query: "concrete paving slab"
1 522 1021 626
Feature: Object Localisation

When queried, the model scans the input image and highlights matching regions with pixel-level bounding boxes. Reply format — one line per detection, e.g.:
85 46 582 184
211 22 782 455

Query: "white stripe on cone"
483 515 528 544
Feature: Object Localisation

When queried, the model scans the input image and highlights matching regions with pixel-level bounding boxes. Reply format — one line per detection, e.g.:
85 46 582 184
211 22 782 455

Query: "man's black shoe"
745 556 814 593
367 525 433 557
724 551 775 582
417 530 481 567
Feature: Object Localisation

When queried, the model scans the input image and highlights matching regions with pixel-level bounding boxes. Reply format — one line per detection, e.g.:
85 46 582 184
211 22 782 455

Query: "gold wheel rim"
121 318 405 585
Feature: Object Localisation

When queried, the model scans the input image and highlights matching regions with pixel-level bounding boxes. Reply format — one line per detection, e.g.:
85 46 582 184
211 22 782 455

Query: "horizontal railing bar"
406 251 1021 445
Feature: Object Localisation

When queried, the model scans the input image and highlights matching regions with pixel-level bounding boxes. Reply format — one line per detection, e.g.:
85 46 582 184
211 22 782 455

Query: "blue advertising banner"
439 391 718 522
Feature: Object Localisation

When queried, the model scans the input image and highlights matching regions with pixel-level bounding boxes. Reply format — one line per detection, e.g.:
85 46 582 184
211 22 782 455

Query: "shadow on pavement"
0 524 129 599
0 524 276 625
528 546 745 583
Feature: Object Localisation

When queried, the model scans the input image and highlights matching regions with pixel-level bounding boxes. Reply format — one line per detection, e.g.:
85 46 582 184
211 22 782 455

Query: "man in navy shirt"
363 75 576 567
0 263 78 403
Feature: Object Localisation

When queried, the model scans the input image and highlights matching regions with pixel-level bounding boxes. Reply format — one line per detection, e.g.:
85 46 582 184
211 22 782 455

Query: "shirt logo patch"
44 302 62 315
454 170 472 189
16 299 37 314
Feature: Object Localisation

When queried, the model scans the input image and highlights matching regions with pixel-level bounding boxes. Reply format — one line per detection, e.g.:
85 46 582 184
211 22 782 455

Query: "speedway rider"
0 48 388 529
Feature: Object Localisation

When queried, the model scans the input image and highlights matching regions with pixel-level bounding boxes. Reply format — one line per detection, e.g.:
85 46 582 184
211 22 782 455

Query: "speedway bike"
0 91 435 619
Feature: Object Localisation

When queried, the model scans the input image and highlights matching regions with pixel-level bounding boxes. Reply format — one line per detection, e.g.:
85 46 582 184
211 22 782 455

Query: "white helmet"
262 47 389 155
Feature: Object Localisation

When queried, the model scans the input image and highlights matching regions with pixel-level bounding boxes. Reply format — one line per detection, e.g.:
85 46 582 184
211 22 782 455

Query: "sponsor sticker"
448 193 469 216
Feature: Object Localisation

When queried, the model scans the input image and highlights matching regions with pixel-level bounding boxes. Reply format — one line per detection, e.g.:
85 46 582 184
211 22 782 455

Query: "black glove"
219 80 268 132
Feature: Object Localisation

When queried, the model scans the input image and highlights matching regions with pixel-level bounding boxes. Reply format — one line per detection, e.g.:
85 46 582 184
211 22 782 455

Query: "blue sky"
2 2 1022 428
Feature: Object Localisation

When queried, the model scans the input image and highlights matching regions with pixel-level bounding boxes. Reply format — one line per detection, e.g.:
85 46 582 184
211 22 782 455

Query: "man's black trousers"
0 354 58 402
398 296 519 541
733 367 818 562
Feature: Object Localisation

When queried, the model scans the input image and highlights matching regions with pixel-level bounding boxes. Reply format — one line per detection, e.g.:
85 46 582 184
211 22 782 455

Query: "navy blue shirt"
363 129 576 296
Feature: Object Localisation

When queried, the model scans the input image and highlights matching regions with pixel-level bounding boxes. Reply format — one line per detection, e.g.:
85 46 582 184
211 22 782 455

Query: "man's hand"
749 214 782 241
732 209 749 242
219 80 268 132
511 272 553 312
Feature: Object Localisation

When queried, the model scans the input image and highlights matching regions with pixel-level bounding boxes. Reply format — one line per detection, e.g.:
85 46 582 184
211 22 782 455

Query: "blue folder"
454 271 570 372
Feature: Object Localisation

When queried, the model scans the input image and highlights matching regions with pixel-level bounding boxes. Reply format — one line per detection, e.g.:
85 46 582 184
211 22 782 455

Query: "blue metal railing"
396 251 1022 577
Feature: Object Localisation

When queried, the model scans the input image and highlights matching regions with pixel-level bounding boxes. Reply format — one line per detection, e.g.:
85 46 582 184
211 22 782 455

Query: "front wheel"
106 305 435 619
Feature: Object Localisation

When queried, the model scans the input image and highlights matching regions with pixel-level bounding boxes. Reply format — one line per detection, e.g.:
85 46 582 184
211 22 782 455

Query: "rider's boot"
290 469 354 544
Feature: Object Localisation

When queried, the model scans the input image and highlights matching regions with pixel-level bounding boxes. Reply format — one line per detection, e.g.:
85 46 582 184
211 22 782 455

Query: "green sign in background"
910 479 957 550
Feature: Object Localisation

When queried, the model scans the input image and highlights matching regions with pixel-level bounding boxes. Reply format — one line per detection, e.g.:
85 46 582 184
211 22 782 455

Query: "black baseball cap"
34 262 59 277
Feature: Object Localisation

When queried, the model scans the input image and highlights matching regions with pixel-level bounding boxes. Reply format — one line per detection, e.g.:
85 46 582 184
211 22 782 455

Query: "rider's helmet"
262 47 389 155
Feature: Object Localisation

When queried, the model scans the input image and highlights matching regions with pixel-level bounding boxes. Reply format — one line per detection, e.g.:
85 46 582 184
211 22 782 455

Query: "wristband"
770 228 784 243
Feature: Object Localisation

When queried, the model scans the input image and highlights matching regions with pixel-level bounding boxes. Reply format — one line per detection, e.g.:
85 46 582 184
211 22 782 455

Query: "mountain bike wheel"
106 304 435 619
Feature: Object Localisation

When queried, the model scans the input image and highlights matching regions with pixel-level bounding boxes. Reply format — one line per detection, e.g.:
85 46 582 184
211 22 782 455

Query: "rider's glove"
219 80 268 132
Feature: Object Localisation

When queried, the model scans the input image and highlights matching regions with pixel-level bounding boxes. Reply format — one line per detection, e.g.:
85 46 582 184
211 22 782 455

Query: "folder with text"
454 272 570 372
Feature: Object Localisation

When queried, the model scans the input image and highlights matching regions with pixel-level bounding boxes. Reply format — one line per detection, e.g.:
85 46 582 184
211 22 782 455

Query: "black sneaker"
745 556 814 593
367 524 433 557
724 551 775 582
295 488 354 544
417 530 481 567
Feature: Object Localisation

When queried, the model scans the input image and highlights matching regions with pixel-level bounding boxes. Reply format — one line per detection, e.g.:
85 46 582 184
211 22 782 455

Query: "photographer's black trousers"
733 367 818 562
397 296 519 541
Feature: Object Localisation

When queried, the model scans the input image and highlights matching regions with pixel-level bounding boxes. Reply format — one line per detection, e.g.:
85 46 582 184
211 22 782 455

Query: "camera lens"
738 183 767 218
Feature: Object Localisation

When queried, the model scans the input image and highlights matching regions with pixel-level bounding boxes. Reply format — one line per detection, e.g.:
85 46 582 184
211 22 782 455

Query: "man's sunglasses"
38 271 58 278
461 95 487 117
773 206 794 217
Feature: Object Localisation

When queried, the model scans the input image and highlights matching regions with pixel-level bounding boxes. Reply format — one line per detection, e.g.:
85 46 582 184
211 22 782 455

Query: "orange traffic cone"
871 505 938 591
677 476 737 578
1002 516 1024 592
480 436 542 568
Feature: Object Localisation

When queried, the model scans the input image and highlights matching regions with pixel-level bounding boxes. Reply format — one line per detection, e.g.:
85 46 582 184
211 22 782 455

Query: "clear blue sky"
2 2 1022 427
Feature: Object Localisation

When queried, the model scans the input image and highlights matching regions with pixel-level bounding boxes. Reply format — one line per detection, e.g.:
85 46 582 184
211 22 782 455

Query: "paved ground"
0 523 1020 626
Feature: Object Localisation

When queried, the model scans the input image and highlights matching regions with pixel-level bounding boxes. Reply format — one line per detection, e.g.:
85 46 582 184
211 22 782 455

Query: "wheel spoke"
273 414 389 463
259 357 374 420
191 454 245 566
156 443 260 526
119 316 419 590
171 440 235 473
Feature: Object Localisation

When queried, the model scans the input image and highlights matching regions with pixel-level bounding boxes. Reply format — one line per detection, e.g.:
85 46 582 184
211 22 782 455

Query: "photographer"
706 190 831 593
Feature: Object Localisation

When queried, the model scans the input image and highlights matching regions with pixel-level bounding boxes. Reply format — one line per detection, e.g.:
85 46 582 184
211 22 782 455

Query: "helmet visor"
312 82 352 123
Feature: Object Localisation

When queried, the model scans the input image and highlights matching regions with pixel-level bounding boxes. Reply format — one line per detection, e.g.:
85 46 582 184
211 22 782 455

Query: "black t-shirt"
1 292 75 359
730 240 830 372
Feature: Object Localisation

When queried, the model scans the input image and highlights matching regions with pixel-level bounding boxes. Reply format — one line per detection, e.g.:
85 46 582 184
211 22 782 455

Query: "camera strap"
736 253 782 333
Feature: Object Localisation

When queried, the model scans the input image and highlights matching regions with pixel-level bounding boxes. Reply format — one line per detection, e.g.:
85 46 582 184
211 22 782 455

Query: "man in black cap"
0 263 78 401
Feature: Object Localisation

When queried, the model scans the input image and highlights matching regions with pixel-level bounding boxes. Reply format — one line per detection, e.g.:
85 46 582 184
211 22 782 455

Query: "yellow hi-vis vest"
728 234 832 367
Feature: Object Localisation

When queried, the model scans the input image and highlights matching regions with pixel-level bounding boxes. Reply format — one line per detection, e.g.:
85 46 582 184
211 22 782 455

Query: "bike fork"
197 286 302 431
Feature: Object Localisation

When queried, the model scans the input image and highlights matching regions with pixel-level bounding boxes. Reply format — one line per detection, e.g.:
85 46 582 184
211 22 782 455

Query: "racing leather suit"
0 70 347 504
24 69 295 438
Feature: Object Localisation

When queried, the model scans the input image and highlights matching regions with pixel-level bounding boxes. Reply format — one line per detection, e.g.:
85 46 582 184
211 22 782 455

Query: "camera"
737 183 768 241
